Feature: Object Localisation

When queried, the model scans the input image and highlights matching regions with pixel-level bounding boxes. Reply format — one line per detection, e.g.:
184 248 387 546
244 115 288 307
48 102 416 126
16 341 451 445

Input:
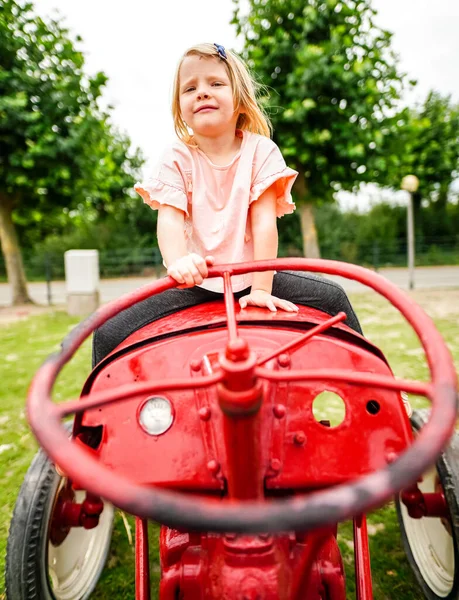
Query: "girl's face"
179 55 239 138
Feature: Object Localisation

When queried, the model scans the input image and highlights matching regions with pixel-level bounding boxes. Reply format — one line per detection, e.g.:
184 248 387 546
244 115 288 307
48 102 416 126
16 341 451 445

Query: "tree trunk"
294 171 321 258
0 194 32 305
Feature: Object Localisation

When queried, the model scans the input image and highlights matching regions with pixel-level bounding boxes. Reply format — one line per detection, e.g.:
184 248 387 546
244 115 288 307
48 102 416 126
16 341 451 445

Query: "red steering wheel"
27 259 458 532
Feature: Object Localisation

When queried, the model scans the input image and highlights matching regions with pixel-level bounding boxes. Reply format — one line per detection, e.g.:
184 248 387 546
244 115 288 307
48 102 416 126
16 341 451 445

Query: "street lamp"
401 175 419 290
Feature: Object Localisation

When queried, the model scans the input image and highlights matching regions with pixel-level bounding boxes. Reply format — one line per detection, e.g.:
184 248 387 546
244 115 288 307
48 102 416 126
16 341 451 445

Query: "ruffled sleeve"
249 138 298 218
134 144 190 215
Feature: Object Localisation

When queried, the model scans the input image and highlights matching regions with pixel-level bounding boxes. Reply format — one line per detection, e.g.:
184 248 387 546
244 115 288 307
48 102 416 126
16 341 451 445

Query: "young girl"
93 43 361 366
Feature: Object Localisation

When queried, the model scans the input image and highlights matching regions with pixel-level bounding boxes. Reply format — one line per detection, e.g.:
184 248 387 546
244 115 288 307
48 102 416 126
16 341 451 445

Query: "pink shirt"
135 130 298 292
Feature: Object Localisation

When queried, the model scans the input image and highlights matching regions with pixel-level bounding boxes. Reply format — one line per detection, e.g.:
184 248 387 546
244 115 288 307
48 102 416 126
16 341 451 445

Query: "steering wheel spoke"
52 371 224 419
257 311 347 366
255 366 433 398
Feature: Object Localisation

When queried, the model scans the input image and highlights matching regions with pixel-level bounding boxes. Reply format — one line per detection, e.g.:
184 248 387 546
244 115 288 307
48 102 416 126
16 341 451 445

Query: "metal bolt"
207 459 220 475
273 404 286 419
278 353 291 368
386 451 397 464
225 532 237 541
258 533 271 541
294 431 306 446
190 359 201 372
198 407 211 421
270 458 281 473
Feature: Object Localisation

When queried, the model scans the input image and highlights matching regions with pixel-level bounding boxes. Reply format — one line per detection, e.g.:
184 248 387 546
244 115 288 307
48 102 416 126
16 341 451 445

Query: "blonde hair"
172 43 272 146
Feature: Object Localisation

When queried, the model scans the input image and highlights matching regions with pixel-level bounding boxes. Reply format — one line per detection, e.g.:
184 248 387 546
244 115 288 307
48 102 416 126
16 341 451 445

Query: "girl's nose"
197 91 210 100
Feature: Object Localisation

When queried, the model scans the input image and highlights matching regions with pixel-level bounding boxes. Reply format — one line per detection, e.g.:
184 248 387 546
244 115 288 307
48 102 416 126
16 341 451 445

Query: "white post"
401 175 419 291
64 250 100 316
406 193 415 290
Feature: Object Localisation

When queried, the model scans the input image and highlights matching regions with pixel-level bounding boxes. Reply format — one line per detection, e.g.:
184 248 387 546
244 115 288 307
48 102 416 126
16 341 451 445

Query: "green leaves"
0 0 144 295
0 0 143 215
383 92 459 209
233 0 405 202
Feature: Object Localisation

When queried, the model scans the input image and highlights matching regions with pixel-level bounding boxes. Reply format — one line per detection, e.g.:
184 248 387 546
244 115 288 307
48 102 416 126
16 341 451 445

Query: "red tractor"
5 259 459 599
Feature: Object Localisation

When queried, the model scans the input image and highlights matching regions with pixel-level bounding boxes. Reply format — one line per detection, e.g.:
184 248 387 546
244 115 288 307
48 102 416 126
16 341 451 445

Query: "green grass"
0 289 458 598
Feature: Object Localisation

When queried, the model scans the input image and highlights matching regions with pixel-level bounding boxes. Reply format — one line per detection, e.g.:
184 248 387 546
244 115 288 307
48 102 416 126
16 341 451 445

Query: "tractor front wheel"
5 445 114 600
396 408 459 600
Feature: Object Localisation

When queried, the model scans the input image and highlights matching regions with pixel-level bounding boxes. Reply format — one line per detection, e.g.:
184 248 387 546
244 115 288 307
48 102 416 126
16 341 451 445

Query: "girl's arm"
250 185 278 293
157 205 213 287
157 205 188 265
240 186 298 313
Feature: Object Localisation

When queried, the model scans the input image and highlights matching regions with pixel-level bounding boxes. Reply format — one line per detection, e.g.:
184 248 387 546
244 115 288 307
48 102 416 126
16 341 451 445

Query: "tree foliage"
383 92 459 235
232 0 406 256
0 0 143 303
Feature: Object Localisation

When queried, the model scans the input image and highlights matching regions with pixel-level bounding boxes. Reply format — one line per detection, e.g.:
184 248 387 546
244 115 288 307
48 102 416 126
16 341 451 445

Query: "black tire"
5 442 114 600
396 408 459 600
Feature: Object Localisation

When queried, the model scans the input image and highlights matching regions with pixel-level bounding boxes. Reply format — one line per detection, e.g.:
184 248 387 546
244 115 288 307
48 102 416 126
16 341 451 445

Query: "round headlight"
139 397 174 436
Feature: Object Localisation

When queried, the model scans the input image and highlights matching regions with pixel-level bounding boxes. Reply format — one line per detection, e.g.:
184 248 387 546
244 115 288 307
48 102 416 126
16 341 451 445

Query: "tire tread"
5 448 57 599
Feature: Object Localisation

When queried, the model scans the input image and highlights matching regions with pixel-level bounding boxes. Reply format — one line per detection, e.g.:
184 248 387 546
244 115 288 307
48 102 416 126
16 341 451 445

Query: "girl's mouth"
195 105 218 113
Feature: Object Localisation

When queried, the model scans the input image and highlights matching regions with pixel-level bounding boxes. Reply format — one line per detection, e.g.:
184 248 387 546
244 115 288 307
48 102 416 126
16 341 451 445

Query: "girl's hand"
239 289 299 313
167 254 214 288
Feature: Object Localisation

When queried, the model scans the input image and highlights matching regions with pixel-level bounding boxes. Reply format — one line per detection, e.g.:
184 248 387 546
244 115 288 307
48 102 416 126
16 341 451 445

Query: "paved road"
0 265 458 307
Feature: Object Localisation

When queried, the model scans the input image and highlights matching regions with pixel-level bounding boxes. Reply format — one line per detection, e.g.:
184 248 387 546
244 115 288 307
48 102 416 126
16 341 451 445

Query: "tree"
0 0 142 304
383 92 459 238
232 0 405 257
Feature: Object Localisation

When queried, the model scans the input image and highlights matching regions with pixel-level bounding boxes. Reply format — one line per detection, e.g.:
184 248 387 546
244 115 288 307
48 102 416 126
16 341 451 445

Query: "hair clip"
214 43 227 60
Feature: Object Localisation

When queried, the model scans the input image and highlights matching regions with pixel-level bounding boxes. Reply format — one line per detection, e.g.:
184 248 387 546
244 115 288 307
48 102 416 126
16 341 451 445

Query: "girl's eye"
213 82 223 87
185 87 195 93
